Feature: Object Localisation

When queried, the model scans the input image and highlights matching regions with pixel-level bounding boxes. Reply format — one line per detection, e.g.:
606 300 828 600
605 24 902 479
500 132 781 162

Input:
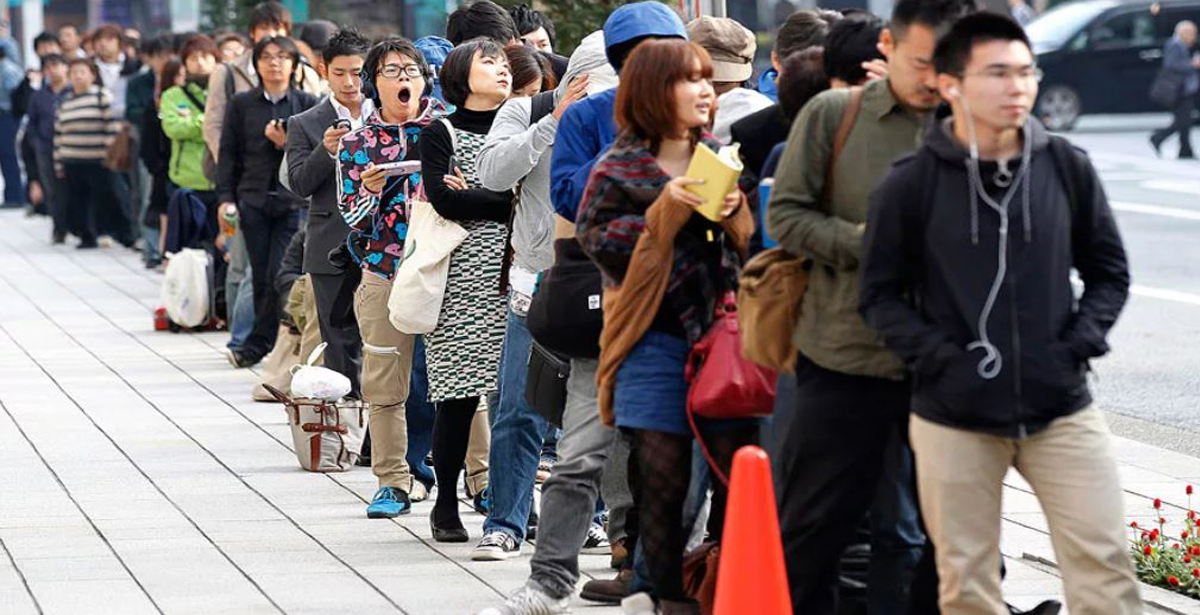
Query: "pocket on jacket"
926 350 989 414
1023 342 1086 407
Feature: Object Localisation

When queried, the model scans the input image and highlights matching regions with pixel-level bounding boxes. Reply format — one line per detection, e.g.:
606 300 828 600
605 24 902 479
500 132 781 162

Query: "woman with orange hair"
575 39 758 613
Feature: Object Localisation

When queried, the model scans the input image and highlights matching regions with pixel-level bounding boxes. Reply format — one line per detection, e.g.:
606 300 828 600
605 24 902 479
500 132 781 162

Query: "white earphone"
949 85 962 98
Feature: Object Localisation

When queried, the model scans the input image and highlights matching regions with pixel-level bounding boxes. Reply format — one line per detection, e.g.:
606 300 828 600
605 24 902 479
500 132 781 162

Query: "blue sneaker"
367 487 411 518
473 486 491 515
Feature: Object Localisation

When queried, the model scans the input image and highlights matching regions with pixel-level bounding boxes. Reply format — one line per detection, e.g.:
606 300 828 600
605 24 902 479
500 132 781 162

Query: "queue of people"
21 1 1143 614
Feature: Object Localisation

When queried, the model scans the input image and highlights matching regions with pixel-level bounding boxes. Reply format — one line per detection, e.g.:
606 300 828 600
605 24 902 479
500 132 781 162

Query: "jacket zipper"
1007 238 1026 438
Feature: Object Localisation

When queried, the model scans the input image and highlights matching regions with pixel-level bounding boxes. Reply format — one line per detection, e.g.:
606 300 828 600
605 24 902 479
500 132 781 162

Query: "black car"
1031 0 1200 130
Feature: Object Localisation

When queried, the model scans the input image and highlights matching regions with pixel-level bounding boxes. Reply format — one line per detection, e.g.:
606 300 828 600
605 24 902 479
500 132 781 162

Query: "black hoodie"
858 117 1129 437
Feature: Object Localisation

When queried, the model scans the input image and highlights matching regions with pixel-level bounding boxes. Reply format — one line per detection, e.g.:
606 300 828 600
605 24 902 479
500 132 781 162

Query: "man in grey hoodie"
474 31 634 615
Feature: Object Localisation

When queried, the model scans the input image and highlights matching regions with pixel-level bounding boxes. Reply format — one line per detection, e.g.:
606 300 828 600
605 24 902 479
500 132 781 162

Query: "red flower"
1193 546 1200 556
1155 498 1163 510
1185 531 1191 540
1174 543 1183 549
1169 575 1181 586
1161 517 1169 524
1151 529 1161 541
1185 554 1192 563
1144 531 1152 540
1193 568 1199 578
1190 511 1197 520
1189 485 1194 496
1131 521 1140 528
1145 545 1154 556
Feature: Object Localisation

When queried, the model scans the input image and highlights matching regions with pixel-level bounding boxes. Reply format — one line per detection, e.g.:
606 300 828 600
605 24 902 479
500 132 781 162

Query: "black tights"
630 426 758 601
432 396 479 528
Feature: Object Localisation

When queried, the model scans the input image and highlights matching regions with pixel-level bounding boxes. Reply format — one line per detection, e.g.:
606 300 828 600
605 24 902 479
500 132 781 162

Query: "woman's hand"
361 164 386 195
720 190 741 218
442 168 468 191
664 177 705 210
553 75 589 120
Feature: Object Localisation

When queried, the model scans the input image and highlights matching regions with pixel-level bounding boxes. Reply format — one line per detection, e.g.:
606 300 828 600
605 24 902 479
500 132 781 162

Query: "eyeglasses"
258 53 292 64
965 66 1044 84
378 64 423 80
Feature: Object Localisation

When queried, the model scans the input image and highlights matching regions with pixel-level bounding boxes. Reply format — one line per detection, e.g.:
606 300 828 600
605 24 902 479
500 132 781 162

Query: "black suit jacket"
729 103 790 181
286 99 348 276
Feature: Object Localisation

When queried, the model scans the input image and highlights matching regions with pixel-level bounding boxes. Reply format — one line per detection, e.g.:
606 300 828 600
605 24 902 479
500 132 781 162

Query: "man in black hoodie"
859 14 1140 614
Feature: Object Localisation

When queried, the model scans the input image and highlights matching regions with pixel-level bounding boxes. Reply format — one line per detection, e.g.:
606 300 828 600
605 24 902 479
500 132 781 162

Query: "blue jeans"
227 269 254 351
482 306 549 542
867 424 926 614
406 336 436 488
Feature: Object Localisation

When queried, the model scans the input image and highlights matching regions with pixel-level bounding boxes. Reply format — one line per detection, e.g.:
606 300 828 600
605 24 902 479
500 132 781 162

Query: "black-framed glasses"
379 64 423 80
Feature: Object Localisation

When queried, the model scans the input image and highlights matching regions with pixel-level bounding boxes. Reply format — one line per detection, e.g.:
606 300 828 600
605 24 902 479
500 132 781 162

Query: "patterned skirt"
423 218 508 403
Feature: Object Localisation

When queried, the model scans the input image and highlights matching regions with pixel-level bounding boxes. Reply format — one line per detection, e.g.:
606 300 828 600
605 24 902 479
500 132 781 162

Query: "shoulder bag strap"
822 86 864 208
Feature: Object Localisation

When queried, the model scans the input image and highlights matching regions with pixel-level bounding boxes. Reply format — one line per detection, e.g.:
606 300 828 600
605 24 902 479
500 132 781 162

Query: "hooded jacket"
477 31 613 281
160 82 213 192
858 118 1130 437
549 1 687 222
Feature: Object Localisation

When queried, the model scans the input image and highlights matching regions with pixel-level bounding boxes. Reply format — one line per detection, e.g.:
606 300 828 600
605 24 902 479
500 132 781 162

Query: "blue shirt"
549 88 617 221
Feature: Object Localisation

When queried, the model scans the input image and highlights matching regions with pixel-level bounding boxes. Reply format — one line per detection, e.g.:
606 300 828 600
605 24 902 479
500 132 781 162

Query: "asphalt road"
1057 114 1200 455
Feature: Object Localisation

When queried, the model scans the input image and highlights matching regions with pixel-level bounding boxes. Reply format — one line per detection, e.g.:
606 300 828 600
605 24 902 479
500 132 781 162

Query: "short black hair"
441 38 506 107
248 1 292 35
778 47 829 121
322 28 370 64
446 1 520 46
775 9 841 59
933 12 1030 76
363 37 431 106
40 53 66 70
509 4 555 48
824 13 884 85
890 0 977 41
252 36 300 73
66 57 100 82
299 20 338 53
34 32 59 50
140 34 174 58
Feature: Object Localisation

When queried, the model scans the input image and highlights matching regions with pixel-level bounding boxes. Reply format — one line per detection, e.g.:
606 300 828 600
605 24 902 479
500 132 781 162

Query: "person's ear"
879 28 895 61
936 73 961 101
771 50 780 74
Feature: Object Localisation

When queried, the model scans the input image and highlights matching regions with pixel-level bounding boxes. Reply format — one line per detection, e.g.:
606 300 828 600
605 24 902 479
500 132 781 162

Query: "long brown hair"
614 39 713 154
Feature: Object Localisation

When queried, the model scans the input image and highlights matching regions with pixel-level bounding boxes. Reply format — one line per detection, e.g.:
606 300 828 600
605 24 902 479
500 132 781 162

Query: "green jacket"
766 78 925 381
160 82 212 192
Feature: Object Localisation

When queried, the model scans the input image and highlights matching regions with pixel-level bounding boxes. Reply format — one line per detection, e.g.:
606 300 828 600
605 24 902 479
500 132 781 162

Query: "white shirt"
94 53 128 117
329 95 375 130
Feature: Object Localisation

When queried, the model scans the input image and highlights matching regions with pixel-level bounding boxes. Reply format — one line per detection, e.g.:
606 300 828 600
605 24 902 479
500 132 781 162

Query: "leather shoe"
610 538 628 570
1009 600 1062 615
579 568 632 604
430 516 469 543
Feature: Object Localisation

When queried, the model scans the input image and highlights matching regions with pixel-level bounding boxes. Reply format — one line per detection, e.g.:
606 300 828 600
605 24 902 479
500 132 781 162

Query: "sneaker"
581 568 633 604
366 487 411 519
97 235 114 248
228 349 262 368
472 531 521 561
582 522 611 554
621 591 656 615
535 458 553 484
473 487 491 515
410 480 430 503
476 584 570 615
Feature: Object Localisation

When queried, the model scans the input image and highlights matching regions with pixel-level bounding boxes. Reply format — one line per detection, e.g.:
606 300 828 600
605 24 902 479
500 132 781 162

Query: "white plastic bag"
289 343 351 401
159 248 210 327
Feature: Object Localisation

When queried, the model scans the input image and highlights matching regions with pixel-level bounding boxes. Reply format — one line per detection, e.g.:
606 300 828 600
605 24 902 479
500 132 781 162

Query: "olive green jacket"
766 78 926 380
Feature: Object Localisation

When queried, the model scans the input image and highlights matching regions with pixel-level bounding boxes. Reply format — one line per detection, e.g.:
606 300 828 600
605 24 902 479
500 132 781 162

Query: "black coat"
730 103 789 181
859 119 1130 437
217 86 317 209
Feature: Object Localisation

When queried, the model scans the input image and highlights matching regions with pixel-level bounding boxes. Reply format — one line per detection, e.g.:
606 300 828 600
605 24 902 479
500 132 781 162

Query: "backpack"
160 248 211 328
737 87 864 372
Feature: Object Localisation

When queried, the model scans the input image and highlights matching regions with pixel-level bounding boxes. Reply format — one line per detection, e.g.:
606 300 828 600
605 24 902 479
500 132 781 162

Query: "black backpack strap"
1046 135 1088 257
180 84 205 111
529 90 556 125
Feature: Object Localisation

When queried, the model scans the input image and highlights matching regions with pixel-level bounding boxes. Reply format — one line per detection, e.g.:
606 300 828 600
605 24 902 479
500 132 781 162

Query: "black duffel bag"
525 340 570 428
526 238 604 359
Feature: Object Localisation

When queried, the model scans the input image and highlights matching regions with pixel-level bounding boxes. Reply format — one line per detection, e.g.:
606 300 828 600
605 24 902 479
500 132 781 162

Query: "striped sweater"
54 86 119 166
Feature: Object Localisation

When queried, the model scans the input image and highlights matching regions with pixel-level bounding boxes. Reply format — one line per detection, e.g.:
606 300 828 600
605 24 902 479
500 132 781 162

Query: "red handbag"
684 293 777 484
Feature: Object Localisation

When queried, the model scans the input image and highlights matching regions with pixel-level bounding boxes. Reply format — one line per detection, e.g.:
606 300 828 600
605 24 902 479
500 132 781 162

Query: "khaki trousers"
354 273 414 492
910 407 1141 615
465 402 491 496
288 274 323 366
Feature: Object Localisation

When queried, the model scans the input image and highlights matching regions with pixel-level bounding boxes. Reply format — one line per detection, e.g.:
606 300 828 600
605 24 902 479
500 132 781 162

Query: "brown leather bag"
104 121 134 173
682 541 720 615
738 86 864 373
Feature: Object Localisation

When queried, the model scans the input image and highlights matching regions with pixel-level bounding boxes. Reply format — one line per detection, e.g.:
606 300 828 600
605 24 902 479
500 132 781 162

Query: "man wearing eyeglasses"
860 13 1138 614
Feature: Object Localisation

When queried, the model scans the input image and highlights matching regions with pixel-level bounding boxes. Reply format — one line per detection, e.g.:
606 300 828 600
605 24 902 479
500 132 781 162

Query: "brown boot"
610 538 629 570
579 568 633 604
660 599 702 614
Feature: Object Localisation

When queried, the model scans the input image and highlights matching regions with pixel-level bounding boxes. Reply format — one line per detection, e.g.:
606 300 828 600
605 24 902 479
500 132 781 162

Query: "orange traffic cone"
714 445 792 615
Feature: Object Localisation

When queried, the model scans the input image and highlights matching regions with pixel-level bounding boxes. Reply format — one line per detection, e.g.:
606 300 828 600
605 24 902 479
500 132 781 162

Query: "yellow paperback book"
685 142 743 222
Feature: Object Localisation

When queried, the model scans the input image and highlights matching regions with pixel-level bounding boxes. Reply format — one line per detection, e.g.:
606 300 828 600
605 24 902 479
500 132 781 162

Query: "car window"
1091 10 1159 49
1157 8 1200 40
1027 0 1116 52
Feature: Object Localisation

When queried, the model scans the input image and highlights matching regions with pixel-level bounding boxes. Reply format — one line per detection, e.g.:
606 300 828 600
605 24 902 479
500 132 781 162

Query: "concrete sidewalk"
0 211 1190 614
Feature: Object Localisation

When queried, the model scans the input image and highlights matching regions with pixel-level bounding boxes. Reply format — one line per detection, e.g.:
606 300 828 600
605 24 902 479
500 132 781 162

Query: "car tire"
1038 85 1081 132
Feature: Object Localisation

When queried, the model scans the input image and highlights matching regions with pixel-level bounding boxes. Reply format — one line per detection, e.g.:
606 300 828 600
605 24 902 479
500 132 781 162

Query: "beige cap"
687 16 756 83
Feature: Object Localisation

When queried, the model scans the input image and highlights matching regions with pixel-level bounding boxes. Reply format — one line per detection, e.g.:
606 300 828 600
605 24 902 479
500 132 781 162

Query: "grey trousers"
529 359 632 599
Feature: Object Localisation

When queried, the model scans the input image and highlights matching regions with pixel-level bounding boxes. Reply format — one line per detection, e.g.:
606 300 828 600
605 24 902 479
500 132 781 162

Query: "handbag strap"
687 405 730 487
